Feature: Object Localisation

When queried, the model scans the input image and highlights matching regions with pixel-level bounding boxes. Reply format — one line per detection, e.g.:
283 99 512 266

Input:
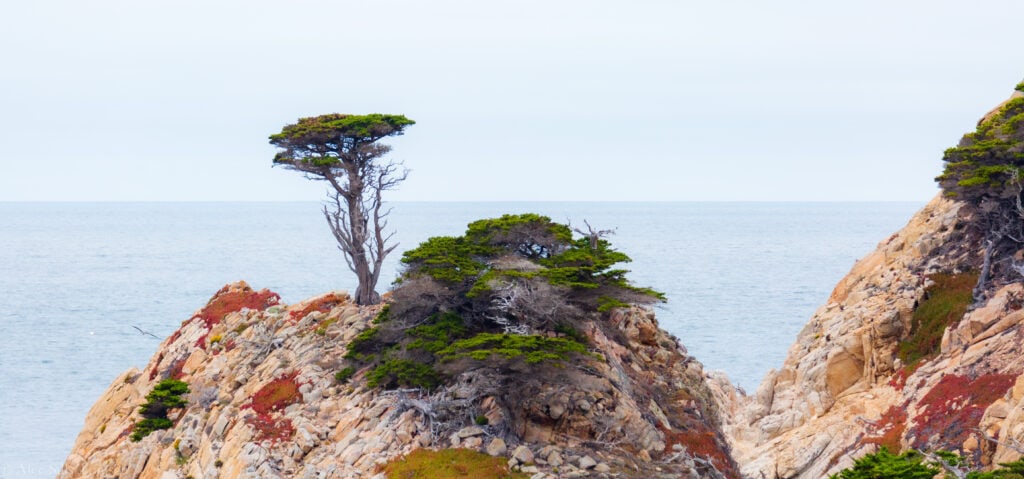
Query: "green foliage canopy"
829 448 1024 479
829 449 939 479
936 95 1024 204
340 213 666 391
968 459 1024 478
270 113 415 168
131 379 190 442
400 213 665 302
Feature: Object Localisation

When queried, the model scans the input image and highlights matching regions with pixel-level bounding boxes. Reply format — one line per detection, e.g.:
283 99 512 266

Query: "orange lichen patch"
865 405 908 452
288 292 348 322
242 372 303 443
195 286 280 330
658 424 738 479
909 373 1016 452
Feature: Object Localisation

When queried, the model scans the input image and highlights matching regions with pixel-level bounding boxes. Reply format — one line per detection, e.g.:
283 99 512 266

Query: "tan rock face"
58 283 737 479
62 157 1024 477
718 193 1024 478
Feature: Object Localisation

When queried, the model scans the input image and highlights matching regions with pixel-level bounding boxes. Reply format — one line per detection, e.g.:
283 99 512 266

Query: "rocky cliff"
60 87 1024 479
58 282 735 479
721 87 1024 478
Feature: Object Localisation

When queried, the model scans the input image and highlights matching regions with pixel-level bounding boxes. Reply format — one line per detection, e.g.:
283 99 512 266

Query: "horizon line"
0 199 931 204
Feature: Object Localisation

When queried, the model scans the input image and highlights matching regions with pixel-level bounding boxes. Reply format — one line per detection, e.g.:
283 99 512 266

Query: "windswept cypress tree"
270 114 415 305
936 82 1024 300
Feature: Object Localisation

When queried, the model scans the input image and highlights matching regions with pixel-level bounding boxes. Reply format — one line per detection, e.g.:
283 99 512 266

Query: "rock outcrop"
58 283 736 479
60 85 1024 479
720 87 1024 478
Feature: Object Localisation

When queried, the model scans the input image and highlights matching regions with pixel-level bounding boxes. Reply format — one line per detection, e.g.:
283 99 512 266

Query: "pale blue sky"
1 0 1021 201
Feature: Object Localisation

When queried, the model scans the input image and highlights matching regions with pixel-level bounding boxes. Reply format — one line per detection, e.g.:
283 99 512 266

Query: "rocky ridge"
59 87 1024 479
719 88 1024 478
59 283 734 479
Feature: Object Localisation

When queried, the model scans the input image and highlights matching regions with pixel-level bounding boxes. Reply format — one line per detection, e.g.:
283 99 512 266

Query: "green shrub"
367 359 440 390
401 214 664 308
475 415 489 426
937 90 1024 213
373 304 391 324
344 326 380 360
553 323 588 344
334 367 355 384
597 296 629 312
437 333 588 364
829 449 938 479
464 213 572 259
354 213 662 392
406 312 469 353
968 459 1024 478
400 236 485 284
898 272 977 368
131 418 174 441
130 379 189 441
830 450 1024 479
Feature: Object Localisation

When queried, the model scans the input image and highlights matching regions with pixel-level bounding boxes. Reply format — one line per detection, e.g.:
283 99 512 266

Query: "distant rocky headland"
59 82 1024 478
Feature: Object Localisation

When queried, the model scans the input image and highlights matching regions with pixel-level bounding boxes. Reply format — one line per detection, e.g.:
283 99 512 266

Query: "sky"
0 0 1022 202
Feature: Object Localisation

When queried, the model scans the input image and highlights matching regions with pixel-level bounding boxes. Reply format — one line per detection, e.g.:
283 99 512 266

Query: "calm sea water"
0 201 923 477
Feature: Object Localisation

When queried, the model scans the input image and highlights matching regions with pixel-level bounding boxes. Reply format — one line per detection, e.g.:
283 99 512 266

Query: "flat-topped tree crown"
269 113 415 305
271 113 415 169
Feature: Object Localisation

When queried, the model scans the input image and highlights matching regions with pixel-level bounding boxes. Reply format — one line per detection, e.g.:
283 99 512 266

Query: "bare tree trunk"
975 237 998 304
572 219 615 250
348 198 379 305
321 161 404 305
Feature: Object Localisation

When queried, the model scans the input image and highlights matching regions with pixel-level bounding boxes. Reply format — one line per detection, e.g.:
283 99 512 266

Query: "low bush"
366 358 440 390
898 272 977 368
242 372 302 443
130 379 189 441
437 333 588 364
342 213 661 392
829 449 937 479
334 367 355 384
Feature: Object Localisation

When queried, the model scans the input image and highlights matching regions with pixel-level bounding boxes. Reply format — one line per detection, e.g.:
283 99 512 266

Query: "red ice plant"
865 405 909 453
192 286 279 350
288 292 347 322
658 423 738 479
909 373 1016 452
242 372 303 443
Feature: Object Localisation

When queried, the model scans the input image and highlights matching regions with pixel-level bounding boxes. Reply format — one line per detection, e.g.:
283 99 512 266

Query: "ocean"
0 201 924 478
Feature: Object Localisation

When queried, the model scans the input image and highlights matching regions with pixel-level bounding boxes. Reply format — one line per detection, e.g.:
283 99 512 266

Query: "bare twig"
975 428 1024 455
572 219 616 251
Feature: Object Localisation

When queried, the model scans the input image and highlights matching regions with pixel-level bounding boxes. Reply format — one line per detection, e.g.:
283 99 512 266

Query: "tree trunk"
345 174 380 306
974 238 996 303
